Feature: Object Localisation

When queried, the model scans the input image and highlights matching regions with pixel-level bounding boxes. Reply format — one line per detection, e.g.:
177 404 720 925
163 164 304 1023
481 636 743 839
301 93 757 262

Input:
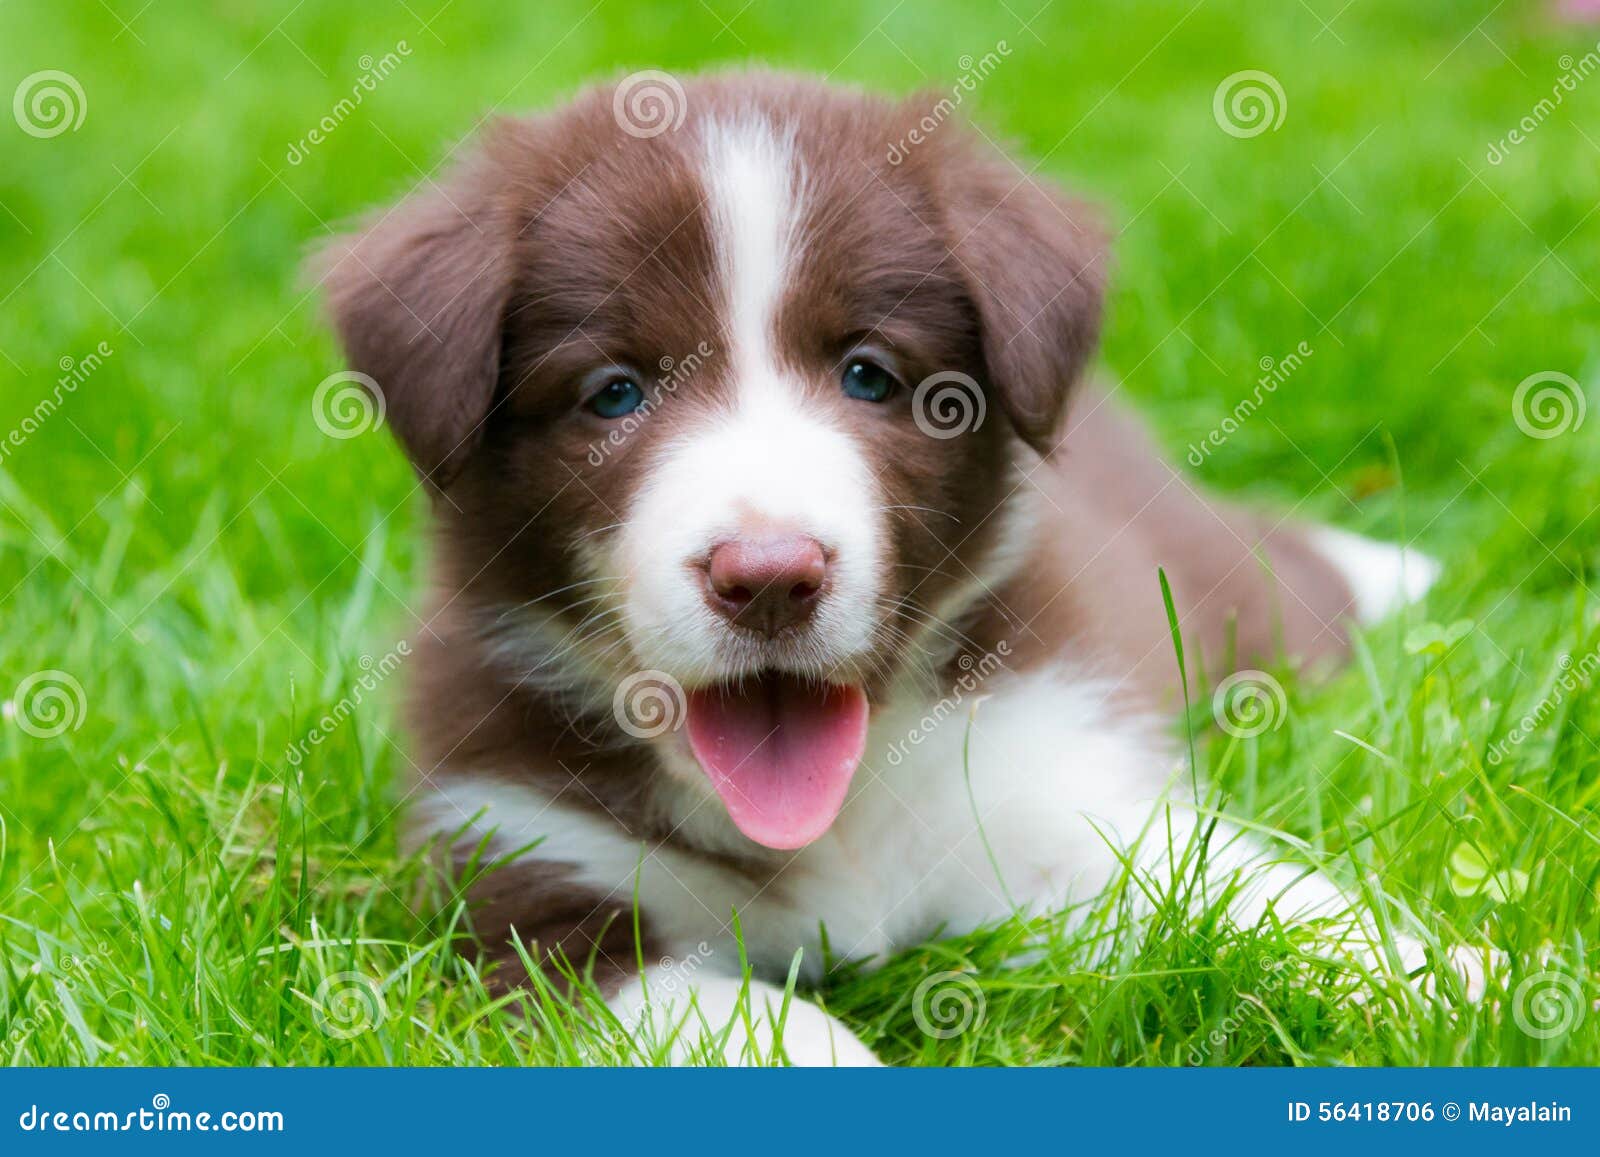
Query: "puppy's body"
319 74 1446 1064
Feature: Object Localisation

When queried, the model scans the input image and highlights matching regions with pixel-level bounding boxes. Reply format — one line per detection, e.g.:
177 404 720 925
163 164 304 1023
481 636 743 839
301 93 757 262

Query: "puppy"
316 72 1462 1065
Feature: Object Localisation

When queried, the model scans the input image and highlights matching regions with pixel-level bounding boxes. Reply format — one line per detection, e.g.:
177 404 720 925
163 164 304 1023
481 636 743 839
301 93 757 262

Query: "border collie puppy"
316 72 1466 1065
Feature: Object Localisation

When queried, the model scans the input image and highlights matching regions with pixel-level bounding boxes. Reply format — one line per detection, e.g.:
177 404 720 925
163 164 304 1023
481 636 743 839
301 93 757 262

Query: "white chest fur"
421 664 1179 982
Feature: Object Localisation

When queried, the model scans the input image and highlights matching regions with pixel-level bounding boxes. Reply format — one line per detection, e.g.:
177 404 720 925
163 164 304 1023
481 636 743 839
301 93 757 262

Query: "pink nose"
704 535 828 636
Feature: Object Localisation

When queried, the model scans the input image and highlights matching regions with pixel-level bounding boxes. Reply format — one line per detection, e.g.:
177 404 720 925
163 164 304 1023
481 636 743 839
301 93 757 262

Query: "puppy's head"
317 73 1104 849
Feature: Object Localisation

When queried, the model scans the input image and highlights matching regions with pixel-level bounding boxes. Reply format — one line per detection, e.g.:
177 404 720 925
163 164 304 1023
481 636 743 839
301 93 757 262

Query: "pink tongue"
685 675 868 850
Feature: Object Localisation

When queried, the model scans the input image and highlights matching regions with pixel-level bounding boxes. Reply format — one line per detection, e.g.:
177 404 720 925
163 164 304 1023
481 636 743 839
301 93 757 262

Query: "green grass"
2 0 1598 1065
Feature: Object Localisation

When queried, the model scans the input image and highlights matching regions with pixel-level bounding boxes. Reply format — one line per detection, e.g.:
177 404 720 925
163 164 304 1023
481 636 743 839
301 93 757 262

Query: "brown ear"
312 157 512 489
939 142 1107 453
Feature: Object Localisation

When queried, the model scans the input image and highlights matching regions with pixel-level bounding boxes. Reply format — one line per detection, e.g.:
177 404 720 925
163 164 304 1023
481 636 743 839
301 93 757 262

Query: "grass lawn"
2 0 1598 1066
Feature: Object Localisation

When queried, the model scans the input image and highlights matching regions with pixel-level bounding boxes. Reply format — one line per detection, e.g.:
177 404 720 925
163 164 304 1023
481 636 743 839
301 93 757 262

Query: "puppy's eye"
841 358 898 403
586 376 646 419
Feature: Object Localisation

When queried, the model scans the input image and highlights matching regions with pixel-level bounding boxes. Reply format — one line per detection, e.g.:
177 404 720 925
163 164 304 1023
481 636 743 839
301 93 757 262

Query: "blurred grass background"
0 0 1597 1064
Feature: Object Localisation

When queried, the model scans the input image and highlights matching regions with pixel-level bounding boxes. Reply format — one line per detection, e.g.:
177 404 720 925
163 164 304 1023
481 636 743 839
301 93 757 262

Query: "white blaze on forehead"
610 117 885 681
700 117 805 387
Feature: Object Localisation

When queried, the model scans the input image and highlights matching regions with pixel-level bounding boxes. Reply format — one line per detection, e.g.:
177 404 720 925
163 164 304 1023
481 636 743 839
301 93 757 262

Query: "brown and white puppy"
316 72 1450 1065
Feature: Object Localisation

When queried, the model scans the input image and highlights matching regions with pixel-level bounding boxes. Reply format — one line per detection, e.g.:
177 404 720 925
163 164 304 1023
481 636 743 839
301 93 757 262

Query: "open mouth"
684 671 869 850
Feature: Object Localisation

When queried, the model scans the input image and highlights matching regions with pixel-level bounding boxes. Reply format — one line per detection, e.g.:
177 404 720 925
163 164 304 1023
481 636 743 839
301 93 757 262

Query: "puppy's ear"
312 157 512 489
939 143 1107 453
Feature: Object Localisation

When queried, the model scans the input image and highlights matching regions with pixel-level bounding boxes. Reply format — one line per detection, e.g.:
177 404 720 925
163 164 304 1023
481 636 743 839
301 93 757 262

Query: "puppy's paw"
1390 935 1502 1001
771 1007 884 1067
1333 932 1503 1004
1307 526 1440 624
611 971 882 1067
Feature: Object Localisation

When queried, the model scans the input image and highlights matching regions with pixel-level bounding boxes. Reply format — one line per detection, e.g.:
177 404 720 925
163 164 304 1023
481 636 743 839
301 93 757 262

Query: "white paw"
770 1006 884 1067
1307 525 1441 624
1389 934 1500 1001
611 971 881 1067
1332 931 1501 1003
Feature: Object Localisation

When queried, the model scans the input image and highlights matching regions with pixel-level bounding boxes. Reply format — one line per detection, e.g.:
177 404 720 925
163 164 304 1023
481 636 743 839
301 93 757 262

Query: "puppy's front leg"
1154 811 1489 995
610 966 881 1067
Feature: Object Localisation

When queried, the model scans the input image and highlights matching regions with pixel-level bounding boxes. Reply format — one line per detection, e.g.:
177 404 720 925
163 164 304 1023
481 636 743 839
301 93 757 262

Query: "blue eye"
841 358 897 403
587 376 646 419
